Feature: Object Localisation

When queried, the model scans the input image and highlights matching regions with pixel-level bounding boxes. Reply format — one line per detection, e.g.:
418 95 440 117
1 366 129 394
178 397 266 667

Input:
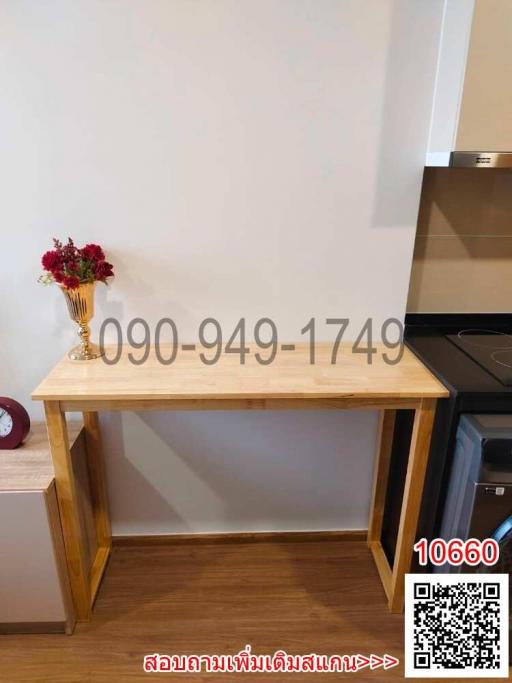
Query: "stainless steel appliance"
438 414 512 573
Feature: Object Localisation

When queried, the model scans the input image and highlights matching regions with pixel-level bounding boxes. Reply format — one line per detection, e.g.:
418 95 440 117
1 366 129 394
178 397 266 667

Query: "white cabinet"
0 484 73 633
456 0 512 151
0 423 91 634
427 0 512 166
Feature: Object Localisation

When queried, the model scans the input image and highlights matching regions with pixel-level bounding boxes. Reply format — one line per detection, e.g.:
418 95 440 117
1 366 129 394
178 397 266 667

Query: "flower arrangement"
40 237 114 290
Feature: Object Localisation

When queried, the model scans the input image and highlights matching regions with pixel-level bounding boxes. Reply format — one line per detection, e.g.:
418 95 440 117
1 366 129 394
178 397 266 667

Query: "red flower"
62 275 80 289
40 237 114 288
94 260 114 280
81 244 105 262
41 250 61 272
65 260 79 275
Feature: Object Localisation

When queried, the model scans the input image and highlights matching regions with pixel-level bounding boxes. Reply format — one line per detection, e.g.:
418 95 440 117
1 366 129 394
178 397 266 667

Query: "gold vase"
61 282 103 361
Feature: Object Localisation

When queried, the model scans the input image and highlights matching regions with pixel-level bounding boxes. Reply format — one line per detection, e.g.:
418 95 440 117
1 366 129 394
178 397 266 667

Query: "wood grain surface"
1 540 504 682
0 423 82 492
32 343 448 403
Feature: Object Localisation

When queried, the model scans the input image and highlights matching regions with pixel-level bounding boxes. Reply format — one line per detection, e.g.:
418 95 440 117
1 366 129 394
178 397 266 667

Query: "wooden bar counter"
33 343 448 622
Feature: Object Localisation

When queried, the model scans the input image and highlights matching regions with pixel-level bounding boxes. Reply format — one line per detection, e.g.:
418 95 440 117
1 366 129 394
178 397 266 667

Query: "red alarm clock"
0 397 31 449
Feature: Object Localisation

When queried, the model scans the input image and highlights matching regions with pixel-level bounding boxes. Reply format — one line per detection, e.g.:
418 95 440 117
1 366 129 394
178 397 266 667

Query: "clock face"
0 398 30 449
0 408 13 437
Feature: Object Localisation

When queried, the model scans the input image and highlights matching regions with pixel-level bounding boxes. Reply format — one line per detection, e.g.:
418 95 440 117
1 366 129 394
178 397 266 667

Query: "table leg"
368 409 396 546
83 411 112 604
389 398 436 613
83 412 111 546
367 409 397 603
44 401 91 621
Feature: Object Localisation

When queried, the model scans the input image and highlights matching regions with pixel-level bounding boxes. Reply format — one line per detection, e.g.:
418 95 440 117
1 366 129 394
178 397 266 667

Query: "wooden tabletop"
32 344 448 403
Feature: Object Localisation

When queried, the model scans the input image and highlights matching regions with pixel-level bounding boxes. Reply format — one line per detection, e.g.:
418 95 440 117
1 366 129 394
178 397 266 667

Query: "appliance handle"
492 515 512 543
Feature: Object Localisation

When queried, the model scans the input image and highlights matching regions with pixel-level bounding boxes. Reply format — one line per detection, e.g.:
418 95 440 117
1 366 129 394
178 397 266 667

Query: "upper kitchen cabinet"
456 0 512 151
427 0 512 167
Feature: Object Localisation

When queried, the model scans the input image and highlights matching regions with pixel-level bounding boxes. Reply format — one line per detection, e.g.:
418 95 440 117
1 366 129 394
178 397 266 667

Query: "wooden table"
33 343 448 622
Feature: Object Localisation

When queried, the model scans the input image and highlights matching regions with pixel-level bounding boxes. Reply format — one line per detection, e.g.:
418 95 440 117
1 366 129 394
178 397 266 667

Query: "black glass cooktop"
447 330 512 387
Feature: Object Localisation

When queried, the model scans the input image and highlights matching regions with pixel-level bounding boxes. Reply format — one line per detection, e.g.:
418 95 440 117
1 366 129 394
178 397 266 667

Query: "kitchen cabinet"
456 0 512 151
427 0 512 166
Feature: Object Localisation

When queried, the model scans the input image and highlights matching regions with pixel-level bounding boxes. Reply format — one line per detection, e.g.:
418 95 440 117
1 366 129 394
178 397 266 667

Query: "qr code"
405 574 509 678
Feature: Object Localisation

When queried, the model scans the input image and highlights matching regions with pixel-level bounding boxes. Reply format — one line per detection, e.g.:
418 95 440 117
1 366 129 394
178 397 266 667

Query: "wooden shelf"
0 422 82 492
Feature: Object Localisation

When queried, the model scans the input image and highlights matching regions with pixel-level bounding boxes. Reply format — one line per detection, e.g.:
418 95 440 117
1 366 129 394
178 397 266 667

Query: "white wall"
0 0 444 535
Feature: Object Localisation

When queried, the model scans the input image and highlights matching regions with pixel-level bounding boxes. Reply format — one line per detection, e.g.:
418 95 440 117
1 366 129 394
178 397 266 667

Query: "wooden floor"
0 540 504 682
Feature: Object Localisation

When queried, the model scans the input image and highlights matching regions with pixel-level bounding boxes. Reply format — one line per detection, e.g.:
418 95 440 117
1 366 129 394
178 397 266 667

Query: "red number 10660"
413 537 499 567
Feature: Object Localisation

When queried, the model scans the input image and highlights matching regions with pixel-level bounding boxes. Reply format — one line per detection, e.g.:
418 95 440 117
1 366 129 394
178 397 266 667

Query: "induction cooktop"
447 330 512 387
